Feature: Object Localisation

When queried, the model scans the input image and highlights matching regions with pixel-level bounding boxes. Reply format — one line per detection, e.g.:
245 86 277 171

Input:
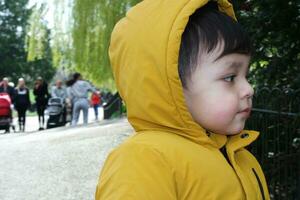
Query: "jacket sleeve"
9 86 15 103
44 83 50 99
27 88 31 107
51 87 57 98
87 82 96 93
13 89 17 106
95 142 177 200
69 87 74 100
33 86 38 96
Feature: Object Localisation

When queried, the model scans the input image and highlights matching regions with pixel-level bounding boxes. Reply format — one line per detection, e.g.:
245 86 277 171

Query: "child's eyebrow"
222 61 250 74
226 61 243 69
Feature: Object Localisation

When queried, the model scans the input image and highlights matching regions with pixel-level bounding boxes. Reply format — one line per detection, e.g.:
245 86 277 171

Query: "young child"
90 90 101 120
96 0 270 199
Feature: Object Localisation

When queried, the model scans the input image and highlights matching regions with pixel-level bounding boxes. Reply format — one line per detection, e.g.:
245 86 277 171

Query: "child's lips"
238 107 251 117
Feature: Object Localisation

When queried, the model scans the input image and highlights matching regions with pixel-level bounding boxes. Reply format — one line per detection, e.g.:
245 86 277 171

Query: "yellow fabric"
96 0 270 199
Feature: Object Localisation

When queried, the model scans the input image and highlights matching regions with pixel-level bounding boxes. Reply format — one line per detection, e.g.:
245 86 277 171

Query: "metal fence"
103 93 123 119
246 88 300 200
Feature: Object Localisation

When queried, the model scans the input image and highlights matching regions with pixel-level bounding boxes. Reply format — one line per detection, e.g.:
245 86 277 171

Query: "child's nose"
241 80 254 99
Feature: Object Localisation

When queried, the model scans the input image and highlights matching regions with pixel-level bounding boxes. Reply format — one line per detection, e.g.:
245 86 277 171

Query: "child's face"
183 47 254 135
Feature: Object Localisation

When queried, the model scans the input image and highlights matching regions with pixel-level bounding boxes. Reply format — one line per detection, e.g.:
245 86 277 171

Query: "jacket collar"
227 130 260 151
205 130 259 150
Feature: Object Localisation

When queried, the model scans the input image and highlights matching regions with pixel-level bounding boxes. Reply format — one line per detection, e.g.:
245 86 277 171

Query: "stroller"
46 97 67 129
0 93 15 133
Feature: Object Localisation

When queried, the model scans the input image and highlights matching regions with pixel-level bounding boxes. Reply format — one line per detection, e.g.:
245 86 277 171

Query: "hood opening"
109 0 238 148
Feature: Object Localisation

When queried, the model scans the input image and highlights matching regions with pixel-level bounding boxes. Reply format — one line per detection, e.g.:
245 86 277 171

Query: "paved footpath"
5 107 103 133
0 118 133 200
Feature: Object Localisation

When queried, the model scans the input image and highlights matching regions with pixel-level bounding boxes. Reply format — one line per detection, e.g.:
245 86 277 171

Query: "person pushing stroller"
46 80 69 128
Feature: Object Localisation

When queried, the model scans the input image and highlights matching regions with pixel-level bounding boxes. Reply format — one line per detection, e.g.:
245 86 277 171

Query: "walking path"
0 117 133 200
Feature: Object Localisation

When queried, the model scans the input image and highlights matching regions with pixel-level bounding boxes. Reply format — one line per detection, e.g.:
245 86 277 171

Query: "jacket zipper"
220 146 265 199
252 168 265 200
220 146 232 166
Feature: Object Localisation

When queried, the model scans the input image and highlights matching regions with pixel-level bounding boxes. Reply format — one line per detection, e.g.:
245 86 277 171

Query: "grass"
12 110 37 117
12 89 37 117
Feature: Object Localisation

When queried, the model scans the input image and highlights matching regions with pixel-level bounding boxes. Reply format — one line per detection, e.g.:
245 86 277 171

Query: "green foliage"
234 0 300 89
51 0 73 70
25 4 48 61
70 0 299 90
12 0 297 90
72 0 139 90
0 0 30 82
0 0 55 85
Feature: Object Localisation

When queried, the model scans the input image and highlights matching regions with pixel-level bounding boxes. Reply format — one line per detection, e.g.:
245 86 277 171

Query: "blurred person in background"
90 89 101 120
0 77 15 102
14 78 30 132
51 80 67 100
67 72 95 126
33 77 50 130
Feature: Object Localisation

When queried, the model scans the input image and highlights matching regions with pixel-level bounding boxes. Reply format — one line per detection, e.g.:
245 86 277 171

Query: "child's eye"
223 75 236 82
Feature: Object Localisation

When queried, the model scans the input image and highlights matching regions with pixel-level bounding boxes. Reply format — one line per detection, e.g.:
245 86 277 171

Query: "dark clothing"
33 82 49 128
14 87 30 131
37 103 46 125
37 105 46 116
33 83 50 107
14 87 31 110
17 106 26 130
0 85 15 102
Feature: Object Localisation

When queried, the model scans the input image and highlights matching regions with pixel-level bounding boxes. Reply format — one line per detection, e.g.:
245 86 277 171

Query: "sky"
28 0 55 28
28 0 72 30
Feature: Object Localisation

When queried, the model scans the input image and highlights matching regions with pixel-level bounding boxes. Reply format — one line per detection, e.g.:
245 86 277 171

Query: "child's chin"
224 131 241 136
204 122 245 135
212 129 241 136
225 125 245 135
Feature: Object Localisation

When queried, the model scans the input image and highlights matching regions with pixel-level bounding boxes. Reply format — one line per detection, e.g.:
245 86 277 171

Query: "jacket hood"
109 0 257 148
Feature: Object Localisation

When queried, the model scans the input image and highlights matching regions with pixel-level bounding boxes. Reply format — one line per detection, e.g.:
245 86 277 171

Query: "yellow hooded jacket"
96 0 270 199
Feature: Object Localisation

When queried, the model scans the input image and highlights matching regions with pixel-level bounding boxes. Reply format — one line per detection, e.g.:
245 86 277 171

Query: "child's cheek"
210 97 237 123
213 109 232 125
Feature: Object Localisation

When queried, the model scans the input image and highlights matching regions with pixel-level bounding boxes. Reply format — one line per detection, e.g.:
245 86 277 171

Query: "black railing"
103 92 123 119
246 88 300 200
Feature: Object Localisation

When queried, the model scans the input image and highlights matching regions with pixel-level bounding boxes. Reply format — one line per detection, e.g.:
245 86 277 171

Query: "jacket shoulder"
96 133 177 199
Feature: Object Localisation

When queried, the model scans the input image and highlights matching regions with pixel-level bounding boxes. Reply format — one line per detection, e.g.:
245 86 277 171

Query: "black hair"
66 72 81 86
178 2 252 88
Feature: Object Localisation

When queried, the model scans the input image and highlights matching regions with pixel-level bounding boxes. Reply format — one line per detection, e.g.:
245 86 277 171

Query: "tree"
72 0 139 89
0 0 30 82
51 0 74 72
71 0 299 89
25 3 55 84
233 0 300 89
30 0 299 89
26 4 48 61
0 0 55 85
